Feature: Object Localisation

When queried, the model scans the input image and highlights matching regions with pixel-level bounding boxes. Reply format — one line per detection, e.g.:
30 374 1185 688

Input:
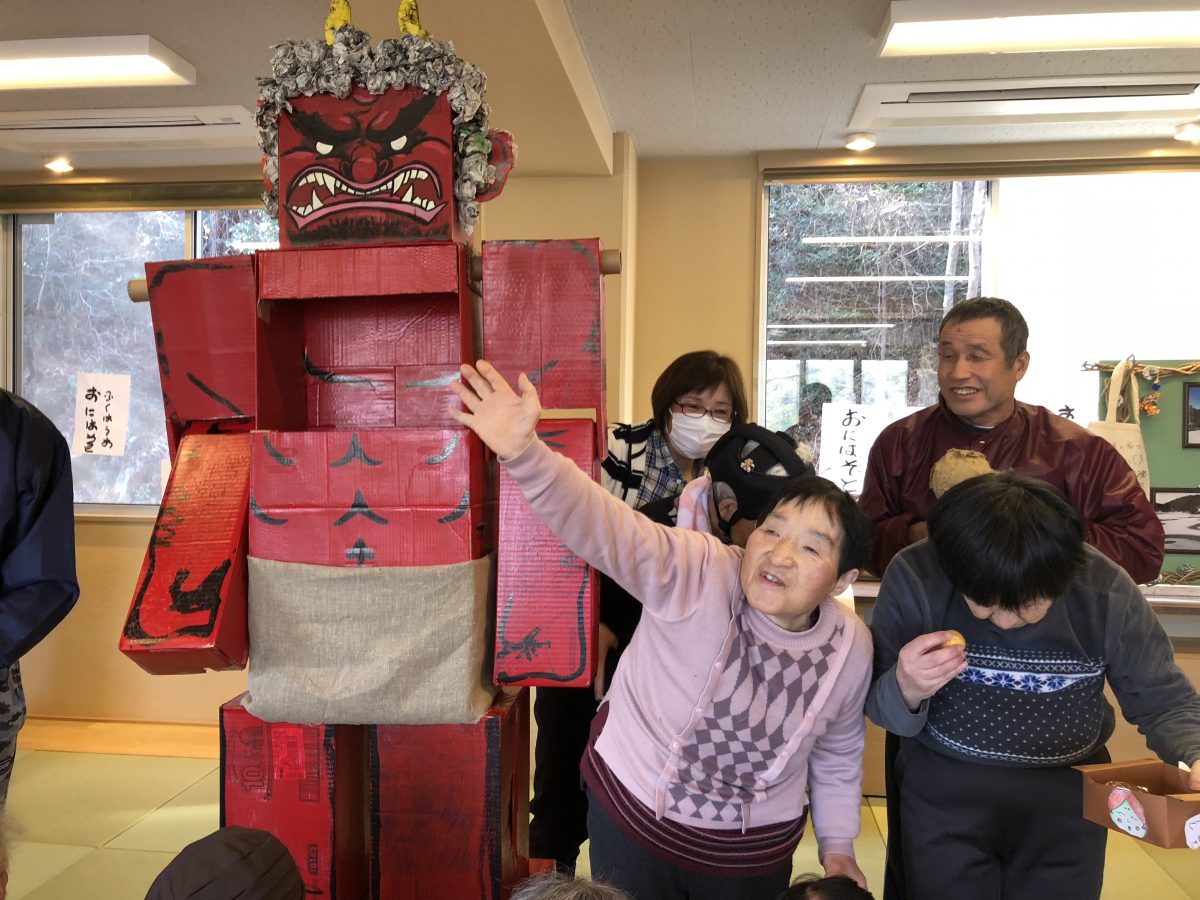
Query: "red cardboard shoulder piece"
482 239 606 435
144 257 257 456
221 693 367 897
494 418 599 687
120 432 252 674
368 691 529 899
250 429 494 567
1077 758 1200 849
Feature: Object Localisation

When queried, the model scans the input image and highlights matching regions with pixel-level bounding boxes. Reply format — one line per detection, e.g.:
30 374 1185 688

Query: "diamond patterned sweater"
503 439 874 864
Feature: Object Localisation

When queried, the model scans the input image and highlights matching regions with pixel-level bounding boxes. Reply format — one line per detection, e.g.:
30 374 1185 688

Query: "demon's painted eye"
315 141 333 155
390 135 408 152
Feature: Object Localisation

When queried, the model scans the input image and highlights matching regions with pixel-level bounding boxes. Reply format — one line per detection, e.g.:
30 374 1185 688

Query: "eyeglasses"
673 399 735 424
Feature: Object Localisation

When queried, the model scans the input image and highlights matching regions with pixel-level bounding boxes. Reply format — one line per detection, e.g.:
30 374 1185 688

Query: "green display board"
1102 360 1200 580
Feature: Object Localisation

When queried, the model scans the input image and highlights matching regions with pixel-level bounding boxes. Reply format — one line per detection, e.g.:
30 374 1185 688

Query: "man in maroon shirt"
859 296 1163 585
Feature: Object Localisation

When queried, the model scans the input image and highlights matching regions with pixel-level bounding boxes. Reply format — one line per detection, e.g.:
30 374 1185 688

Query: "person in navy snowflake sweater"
865 470 1200 900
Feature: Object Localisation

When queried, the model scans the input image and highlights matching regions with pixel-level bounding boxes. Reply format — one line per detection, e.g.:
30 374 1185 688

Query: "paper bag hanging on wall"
1087 358 1151 498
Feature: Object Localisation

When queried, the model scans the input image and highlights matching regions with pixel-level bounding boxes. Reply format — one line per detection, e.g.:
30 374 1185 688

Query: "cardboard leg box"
1077 758 1200 849
220 693 367 896
494 418 599 688
368 692 529 899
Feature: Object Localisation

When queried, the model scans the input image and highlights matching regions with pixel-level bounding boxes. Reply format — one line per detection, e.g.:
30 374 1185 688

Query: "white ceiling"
4 0 1200 184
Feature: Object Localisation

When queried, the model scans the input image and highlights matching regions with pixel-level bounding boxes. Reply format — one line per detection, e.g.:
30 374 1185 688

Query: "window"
763 180 988 484
762 171 1199 498
12 205 277 507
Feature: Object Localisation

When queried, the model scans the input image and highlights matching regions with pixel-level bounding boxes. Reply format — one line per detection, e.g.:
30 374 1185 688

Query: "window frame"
0 182 267 520
754 144 1200 424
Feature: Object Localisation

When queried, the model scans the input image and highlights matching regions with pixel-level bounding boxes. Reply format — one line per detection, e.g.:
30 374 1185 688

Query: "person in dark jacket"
0 390 79 806
866 471 1200 900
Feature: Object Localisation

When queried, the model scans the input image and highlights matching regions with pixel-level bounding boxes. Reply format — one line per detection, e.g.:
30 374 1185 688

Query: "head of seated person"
927 470 1087 629
704 424 814 547
778 872 876 899
511 869 631 899
144 826 304 900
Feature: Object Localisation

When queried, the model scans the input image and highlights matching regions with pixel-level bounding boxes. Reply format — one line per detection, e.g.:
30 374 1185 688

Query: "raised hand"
895 631 968 711
449 360 542 460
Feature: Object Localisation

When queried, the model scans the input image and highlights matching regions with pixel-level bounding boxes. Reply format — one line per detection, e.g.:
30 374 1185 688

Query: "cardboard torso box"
1077 758 1200 849
220 693 367 896
494 418 599 688
120 432 251 674
368 692 529 899
249 428 494 567
254 242 475 432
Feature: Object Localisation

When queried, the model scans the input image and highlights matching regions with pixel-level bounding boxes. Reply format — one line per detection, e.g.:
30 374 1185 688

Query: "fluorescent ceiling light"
880 1 1200 56
44 156 73 173
0 35 195 90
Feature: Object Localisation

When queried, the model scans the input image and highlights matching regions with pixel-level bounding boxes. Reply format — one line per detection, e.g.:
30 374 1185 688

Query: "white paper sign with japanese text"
71 372 131 456
817 403 921 496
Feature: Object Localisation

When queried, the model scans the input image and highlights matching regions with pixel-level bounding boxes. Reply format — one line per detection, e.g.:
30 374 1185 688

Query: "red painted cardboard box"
120 432 251 674
494 418 599 687
254 242 475 431
220 693 367 897
1077 758 1200 849
481 239 606 433
144 256 258 456
250 428 495 567
368 691 529 899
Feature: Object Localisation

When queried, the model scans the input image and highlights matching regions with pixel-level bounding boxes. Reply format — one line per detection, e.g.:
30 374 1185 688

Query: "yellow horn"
325 0 353 45
397 0 430 39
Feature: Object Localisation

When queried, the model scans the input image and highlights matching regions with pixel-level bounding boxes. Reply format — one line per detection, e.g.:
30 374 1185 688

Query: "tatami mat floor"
5 718 1199 899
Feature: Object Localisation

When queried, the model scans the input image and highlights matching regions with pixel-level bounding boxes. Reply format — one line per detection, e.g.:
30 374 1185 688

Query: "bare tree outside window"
18 211 185 505
198 207 279 257
763 180 988 439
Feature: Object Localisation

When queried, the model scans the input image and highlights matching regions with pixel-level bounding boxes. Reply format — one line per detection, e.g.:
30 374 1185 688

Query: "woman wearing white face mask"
600 350 748 507
530 349 748 876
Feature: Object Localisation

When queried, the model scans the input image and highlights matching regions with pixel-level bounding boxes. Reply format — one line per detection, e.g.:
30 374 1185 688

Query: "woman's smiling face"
738 499 856 632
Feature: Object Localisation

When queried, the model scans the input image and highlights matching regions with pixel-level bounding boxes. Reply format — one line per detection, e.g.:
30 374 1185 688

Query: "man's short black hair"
758 476 873 576
939 297 1029 365
649 350 749 433
928 470 1086 611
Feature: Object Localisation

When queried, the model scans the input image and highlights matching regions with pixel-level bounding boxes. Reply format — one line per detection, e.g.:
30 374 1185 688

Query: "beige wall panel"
631 156 758 421
22 518 247 725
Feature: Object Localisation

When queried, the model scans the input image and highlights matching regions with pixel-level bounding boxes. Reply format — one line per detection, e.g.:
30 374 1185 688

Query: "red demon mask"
277 84 456 247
